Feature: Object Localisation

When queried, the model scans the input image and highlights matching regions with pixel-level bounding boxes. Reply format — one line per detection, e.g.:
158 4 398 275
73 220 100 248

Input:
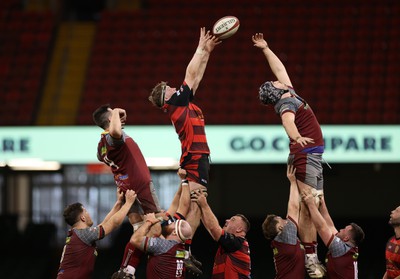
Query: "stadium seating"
0 0 398 126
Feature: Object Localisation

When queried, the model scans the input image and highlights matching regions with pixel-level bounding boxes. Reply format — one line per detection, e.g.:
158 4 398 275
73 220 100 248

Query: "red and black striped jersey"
164 82 210 163
385 236 400 279
212 230 251 278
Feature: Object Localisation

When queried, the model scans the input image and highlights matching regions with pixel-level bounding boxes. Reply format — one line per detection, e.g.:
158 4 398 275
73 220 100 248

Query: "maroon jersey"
274 87 324 154
97 131 151 193
271 217 305 279
57 226 105 279
163 82 210 164
385 236 400 278
144 237 186 278
325 235 359 279
212 230 251 279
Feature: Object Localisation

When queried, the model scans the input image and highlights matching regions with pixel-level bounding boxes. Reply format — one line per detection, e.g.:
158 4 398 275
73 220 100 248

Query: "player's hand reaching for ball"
204 33 221 53
197 27 221 54
252 33 268 50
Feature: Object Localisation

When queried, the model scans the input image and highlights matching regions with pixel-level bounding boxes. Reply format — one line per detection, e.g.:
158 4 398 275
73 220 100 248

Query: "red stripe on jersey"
386 236 400 278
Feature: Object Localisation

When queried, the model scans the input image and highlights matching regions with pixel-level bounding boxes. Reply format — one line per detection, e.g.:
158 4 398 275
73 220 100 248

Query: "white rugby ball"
212 16 240 40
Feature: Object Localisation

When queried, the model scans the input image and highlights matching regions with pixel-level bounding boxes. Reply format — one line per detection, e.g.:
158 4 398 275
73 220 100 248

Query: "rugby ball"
212 16 240 40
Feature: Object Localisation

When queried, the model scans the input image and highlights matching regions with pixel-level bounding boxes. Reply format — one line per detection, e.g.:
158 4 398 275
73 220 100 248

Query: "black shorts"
180 153 210 187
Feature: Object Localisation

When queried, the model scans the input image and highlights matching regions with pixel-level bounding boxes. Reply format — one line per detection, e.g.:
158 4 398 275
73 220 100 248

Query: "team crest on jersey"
101 146 107 156
352 252 359 260
273 247 278 255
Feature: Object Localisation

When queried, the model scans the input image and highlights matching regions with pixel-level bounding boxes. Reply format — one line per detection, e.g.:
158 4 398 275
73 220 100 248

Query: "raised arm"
286 165 300 222
252 33 292 86
318 196 337 234
192 191 222 241
302 191 335 246
108 108 126 139
100 189 137 235
184 27 220 94
101 188 124 224
130 213 161 250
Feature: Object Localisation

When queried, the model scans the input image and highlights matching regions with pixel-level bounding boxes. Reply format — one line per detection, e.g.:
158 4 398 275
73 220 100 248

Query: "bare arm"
166 184 182 216
252 33 292 86
192 192 222 241
100 190 137 235
319 196 337 233
131 213 160 250
101 188 124 224
302 191 335 247
176 181 190 218
185 27 220 94
281 112 314 147
108 108 126 139
286 165 300 222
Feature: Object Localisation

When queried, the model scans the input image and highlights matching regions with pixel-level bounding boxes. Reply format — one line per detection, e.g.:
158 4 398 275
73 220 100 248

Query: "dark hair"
149 81 167 107
350 222 365 246
63 202 84 226
93 104 111 129
236 214 250 233
262 214 279 240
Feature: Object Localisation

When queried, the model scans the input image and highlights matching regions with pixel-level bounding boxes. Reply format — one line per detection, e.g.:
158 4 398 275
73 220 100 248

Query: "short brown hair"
350 222 365 246
149 81 167 107
63 203 84 226
236 214 250 233
93 104 110 129
262 214 279 240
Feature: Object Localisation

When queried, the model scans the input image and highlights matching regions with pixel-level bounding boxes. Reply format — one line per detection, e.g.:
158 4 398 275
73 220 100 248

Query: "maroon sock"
302 241 317 254
121 242 143 268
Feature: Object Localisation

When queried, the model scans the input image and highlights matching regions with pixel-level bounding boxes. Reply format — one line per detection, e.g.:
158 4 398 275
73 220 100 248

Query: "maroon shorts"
288 152 324 190
180 153 210 187
128 181 161 214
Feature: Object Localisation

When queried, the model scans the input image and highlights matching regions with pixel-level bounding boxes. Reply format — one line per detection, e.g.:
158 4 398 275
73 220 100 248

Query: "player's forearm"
131 220 154 249
186 50 210 87
262 47 286 78
102 200 123 224
287 182 300 219
199 204 222 241
176 182 190 217
109 111 123 138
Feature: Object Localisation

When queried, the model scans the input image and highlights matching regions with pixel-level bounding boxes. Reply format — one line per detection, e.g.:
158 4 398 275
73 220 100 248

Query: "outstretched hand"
286 164 297 184
198 27 221 53
252 33 268 50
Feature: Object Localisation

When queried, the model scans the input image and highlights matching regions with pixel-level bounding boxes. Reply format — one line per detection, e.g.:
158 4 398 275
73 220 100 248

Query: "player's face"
223 216 243 234
82 208 94 227
389 206 400 226
337 225 353 241
164 85 176 102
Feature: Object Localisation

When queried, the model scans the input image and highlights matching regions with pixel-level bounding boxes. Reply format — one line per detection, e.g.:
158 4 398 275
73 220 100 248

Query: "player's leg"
180 154 209 275
291 153 326 278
